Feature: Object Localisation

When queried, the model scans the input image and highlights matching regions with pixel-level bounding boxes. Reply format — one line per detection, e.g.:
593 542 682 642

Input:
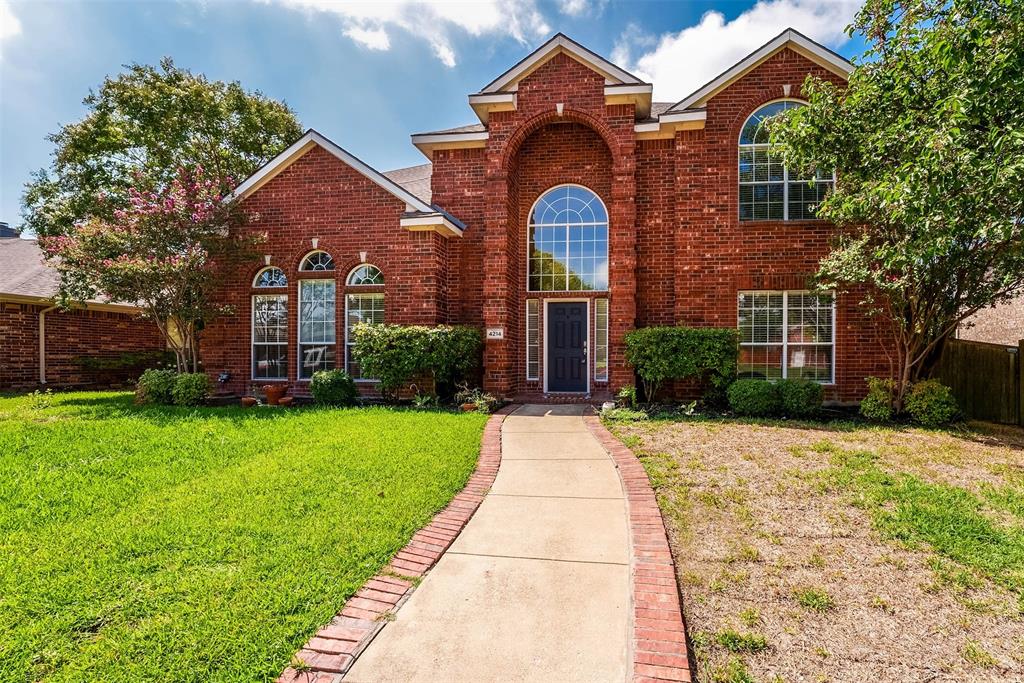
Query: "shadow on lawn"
54 393 305 425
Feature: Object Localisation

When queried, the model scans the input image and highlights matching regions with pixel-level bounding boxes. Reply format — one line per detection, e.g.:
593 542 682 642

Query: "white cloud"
343 25 389 50
614 0 859 102
263 0 550 67
557 0 587 16
1 0 22 42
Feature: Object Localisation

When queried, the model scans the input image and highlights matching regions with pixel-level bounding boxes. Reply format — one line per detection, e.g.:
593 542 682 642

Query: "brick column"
608 141 637 390
481 172 513 396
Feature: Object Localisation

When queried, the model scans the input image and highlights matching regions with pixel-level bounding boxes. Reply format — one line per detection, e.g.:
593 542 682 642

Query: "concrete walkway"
345 404 630 682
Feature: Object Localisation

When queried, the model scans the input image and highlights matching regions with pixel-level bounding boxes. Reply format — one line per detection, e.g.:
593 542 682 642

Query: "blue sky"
0 0 866 232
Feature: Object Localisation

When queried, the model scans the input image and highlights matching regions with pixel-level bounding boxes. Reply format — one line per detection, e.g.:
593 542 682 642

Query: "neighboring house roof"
229 129 463 236
0 237 138 310
383 163 432 204
666 28 853 113
958 297 1024 347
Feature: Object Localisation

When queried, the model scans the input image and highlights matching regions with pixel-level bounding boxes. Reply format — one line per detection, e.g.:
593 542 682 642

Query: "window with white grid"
738 291 834 383
594 298 609 382
345 293 384 380
252 295 287 380
526 299 539 381
528 185 608 292
298 280 336 379
739 101 834 221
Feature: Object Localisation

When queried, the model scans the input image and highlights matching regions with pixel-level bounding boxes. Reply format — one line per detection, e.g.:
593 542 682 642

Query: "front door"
546 302 587 393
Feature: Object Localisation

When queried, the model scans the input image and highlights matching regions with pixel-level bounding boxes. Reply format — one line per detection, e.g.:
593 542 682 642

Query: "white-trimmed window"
738 291 835 383
526 299 539 381
299 250 335 272
253 294 288 379
528 185 608 292
344 264 384 379
298 279 336 379
594 298 609 382
738 101 834 221
253 266 287 288
345 294 384 379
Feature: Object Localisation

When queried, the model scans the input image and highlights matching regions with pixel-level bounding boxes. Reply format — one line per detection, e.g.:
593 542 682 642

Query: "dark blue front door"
547 302 587 392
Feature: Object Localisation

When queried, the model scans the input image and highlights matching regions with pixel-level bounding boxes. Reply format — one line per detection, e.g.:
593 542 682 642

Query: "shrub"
905 379 959 426
616 385 637 408
860 376 896 422
352 324 482 399
777 378 824 417
136 368 177 405
309 369 358 406
172 373 209 406
727 379 781 416
601 407 649 422
624 327 738 402
454 385 499 413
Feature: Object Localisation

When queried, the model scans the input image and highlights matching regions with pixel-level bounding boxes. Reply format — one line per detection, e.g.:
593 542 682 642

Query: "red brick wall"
0 301 166 390
201 145 450 396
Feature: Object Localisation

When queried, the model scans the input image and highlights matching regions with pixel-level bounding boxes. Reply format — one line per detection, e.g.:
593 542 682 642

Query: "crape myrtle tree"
770 0 1024 410
22 57 302 238
39 167 256 373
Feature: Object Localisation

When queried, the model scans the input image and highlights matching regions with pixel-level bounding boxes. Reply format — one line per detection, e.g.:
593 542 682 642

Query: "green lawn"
0 391 488 682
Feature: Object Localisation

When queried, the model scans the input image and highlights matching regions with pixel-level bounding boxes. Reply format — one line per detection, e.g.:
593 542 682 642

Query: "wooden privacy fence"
934 338 1023 425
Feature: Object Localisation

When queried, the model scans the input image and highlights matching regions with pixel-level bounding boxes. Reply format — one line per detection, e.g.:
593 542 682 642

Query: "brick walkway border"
278 407 511 683
584 415 694 683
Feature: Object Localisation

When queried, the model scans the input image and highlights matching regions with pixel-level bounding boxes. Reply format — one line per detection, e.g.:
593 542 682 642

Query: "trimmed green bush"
351 324 482 399
728 379 781 416
905 379 959 426
777 378 824 417
135 368 177 405
172 373 209 406
310 369 358 406
860 376 896 422
623 327 738 402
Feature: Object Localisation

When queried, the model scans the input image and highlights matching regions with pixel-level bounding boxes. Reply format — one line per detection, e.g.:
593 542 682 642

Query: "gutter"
38 304 58 384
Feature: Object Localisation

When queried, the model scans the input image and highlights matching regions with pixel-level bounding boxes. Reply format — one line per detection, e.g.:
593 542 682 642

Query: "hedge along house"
202 29 890 402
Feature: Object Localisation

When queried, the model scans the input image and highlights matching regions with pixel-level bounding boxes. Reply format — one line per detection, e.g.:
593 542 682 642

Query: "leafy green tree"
22 57 302 237
771 0 1024 409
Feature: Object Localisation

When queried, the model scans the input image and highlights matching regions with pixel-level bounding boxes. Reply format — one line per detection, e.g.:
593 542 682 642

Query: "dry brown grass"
613 418 1024 683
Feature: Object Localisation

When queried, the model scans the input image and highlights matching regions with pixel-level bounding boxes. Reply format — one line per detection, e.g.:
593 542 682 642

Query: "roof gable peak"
479 33 645 94
666 28 853 113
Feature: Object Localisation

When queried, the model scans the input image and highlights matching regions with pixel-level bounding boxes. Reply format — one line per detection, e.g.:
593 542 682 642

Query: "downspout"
38 304 58 384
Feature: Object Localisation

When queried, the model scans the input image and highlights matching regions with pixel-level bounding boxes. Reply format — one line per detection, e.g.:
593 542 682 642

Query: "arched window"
346 264 384 286
253 267 287 288
344 265 384 379
738 100 834 221
528 185 608 291
299 250 335 272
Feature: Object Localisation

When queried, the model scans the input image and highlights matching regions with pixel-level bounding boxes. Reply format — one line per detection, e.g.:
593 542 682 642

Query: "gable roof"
666 28 853 113
479 32 646 94
227 129 463 236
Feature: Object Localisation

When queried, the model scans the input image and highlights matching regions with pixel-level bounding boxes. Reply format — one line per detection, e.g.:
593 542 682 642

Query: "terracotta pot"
241 396 258 408
460 403 477 412
278 396 294 407
263 384 287 406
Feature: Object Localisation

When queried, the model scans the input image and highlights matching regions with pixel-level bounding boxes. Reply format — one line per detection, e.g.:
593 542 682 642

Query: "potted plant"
263 384 287 406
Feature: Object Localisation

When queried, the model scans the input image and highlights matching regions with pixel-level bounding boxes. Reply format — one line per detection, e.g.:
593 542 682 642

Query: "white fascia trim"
604 84 652 96
227 129 435 214
399 214 464 238
468 92 516 106
409 131 490 146
481 33 642 93
667 29 853 113
634 109 707 134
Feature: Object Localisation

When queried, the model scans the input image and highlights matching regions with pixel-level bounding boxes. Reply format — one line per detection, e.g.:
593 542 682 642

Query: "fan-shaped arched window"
528 185 608 292
253 267 287 288
738 100 834 221
347 264 384 286
299 250 335 272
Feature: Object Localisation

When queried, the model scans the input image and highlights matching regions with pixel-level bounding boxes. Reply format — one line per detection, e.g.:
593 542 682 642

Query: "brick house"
0 235 166 390
203 29 890 402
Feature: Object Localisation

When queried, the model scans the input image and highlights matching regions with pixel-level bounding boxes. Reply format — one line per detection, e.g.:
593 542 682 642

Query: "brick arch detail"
499 108 621 174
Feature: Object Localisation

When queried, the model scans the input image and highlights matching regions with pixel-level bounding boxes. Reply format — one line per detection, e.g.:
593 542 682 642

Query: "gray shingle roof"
383 163 433 204
0 237 60 300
